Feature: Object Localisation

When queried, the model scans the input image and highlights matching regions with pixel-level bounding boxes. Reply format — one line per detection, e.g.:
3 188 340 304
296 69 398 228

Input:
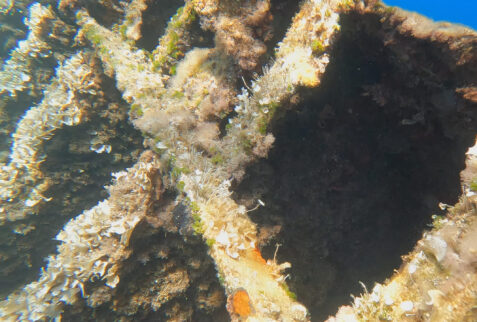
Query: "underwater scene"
0 0 476 321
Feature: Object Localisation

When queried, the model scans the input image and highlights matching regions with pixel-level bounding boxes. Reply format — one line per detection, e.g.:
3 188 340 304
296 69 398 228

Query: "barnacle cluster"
0 0 476 321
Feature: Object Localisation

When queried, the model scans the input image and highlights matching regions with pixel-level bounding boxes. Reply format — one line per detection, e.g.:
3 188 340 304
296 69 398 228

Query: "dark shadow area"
136 0 184 51
136 0 214 52
233 11 477 322
85 0 124 28
266 0 302 58
0 9 26 57
0 95 39 163
234 0 301 81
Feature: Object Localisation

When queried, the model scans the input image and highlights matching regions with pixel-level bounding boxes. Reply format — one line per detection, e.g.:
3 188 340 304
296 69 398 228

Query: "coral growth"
197 0 273 71
0 0 476 321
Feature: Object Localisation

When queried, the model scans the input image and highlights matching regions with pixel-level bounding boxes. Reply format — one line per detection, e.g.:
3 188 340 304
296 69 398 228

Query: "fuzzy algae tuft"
0 0 476 321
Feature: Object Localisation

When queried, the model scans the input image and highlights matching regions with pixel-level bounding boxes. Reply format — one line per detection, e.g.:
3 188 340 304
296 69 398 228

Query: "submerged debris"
0 0 476 321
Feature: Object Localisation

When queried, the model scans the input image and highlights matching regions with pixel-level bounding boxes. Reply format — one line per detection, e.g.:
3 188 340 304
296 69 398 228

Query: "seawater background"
384 0 477 29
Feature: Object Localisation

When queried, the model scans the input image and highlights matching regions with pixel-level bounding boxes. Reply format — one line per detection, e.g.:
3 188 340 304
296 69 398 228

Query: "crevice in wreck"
0 95 39 162
84 0 124 28
0 7 26 57
136 0 184 51
264 0 302 61
136 0 215 52
233 11 477 322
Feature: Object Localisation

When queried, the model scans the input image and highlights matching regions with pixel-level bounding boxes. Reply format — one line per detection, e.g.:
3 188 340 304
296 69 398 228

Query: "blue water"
384 0 477 29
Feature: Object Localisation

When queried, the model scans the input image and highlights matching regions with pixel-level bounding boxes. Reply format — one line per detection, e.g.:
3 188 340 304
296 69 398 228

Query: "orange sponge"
231 289 251 317
250 247 267 265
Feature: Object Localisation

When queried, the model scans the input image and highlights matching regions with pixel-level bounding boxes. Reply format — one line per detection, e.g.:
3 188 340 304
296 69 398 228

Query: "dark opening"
136 0 184 51
84 0 124 28
266 0 302 57
233 12 477 321
0 8 26 57
135 0 215 52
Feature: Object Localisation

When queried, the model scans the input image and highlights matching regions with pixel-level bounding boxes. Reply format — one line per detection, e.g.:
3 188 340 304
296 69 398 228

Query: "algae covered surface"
0 0 476 321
